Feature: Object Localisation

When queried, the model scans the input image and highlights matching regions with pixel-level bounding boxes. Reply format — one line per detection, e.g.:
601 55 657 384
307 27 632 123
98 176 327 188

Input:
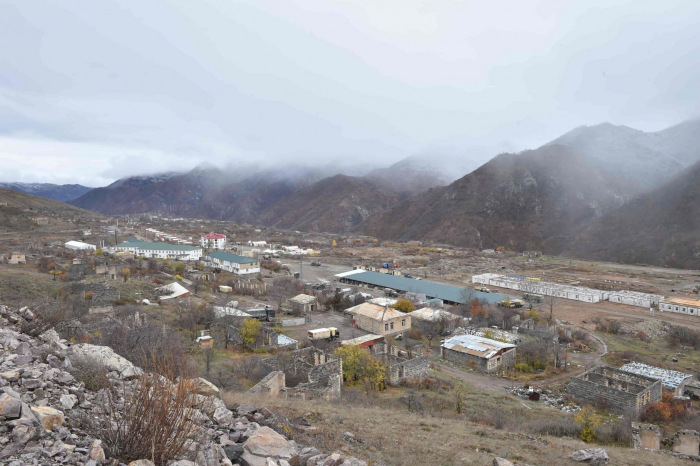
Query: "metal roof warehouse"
335 270 504 305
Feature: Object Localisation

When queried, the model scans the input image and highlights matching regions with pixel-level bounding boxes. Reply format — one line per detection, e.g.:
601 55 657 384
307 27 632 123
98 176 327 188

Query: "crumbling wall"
259 347 342 402
674 430 700 456
631 423 660 450
249 371 285 398
70 282 120 304
568 366 661 413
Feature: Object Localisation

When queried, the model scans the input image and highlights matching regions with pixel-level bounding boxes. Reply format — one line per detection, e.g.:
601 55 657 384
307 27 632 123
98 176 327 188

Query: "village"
4 205 700 464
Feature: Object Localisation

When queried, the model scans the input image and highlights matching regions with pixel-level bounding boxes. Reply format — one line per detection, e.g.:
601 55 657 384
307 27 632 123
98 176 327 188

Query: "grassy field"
0 265 65 305
225 386 686 466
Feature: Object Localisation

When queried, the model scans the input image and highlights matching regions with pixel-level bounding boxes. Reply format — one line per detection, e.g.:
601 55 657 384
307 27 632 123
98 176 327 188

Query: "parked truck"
308 327 340 341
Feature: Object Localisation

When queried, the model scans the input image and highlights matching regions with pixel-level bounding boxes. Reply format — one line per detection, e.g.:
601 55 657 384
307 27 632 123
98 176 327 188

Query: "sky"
1 0 699 186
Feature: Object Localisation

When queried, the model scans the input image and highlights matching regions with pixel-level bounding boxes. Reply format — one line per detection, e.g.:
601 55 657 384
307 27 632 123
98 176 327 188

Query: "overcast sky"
1 0 699 186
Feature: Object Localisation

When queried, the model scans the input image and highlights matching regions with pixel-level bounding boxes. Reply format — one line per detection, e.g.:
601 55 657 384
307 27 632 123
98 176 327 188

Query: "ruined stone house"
568 366 662 414
253 347 342 401
440 334 516 374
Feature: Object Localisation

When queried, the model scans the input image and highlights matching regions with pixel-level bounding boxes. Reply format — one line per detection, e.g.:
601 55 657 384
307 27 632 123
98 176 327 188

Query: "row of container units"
659 298 700 316
608 291 663 308
471 274 608 303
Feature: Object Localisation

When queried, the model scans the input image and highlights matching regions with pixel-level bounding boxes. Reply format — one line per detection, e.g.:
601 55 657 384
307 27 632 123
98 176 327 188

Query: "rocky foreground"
0 305 366 466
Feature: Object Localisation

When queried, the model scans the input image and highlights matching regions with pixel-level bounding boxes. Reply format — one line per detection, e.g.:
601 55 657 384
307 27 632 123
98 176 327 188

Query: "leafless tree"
543 295 558 325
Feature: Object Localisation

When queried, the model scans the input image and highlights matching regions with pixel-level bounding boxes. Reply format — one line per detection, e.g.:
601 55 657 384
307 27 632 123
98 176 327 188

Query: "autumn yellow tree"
121 268 131 282
239 318 262 350
391 298 415 313
574 406 601 442
335 344 387 394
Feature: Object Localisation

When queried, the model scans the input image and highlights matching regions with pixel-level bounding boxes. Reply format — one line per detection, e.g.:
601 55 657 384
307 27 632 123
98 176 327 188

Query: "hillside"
550 119 700 190
359 145 636 253
70 166 324 223
0 187 89 233
567 159 700 269
365 151 489 195
257 174 399 233
0 182 92 202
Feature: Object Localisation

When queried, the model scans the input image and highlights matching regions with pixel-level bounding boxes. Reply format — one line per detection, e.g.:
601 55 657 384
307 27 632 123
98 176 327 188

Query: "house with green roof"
206 251 260 275
108 241 202 261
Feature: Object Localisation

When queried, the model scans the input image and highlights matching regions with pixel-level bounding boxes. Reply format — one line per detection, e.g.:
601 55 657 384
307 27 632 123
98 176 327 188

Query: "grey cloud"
0 0 699 185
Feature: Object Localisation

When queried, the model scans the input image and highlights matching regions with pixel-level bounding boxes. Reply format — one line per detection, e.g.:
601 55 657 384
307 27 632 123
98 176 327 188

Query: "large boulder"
0 393 22 419
241 426 298 466
67 343 142 379
30 405 65 431
188 377 220 397
570 448 609 466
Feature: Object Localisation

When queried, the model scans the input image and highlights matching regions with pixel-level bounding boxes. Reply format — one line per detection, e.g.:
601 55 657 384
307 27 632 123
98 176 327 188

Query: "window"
401 319 406 327
385 324 388 331
390 322 394 330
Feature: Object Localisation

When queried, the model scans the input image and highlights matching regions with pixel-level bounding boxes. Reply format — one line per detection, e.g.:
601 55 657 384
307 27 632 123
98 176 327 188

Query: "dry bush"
69 356 110 392
594 421 632 445
95 356 204 465
527 419 581 438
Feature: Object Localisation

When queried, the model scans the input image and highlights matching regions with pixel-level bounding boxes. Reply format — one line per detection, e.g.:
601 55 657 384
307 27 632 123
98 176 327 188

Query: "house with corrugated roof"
440 334 516 373
346 302 410 337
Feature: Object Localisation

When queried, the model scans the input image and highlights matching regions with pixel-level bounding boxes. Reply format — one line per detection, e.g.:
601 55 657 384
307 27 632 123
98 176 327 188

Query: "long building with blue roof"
335 269 504 305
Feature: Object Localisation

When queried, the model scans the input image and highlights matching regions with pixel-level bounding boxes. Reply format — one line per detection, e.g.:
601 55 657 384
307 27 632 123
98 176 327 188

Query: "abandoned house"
70 282 121 304
95 265 118 280
8 252 26 265
618 362 694 396
155 282 191 301
227 323 298 350
408 307 461 336
251 347 341 401
288 294 318 314
568 366 662 413
346 302 411 337
373 343 429 384
440 334 516 373
196 329 214 349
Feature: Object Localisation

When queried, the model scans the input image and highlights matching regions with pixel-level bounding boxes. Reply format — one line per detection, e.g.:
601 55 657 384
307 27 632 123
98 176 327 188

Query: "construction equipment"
475 286 490 293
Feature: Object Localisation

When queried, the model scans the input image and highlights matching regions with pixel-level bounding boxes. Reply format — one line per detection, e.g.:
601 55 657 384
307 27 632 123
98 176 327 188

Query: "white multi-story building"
109 240 202 261
659 297 700 316
200 233 227 250
206 251 260 275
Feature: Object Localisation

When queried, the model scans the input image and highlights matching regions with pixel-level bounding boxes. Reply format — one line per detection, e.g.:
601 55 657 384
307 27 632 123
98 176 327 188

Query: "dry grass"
223 390 686 466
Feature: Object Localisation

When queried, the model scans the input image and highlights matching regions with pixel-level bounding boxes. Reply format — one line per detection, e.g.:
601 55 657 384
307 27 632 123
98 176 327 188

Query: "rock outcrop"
0 304 366 466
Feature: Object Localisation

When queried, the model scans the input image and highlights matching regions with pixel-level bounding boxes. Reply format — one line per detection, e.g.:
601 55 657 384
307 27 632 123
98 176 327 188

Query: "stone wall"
632 423 660 450
260 347 342 402
280 317 307 327
70 282 121 304
249 371 286 398
568 366 662 413
674 430 700 456
441 346 515 374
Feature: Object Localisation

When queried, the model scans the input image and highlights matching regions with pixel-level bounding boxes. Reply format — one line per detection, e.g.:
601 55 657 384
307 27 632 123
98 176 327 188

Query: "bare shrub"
527 419 581 438
95 356 203 465
69 356 110 392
